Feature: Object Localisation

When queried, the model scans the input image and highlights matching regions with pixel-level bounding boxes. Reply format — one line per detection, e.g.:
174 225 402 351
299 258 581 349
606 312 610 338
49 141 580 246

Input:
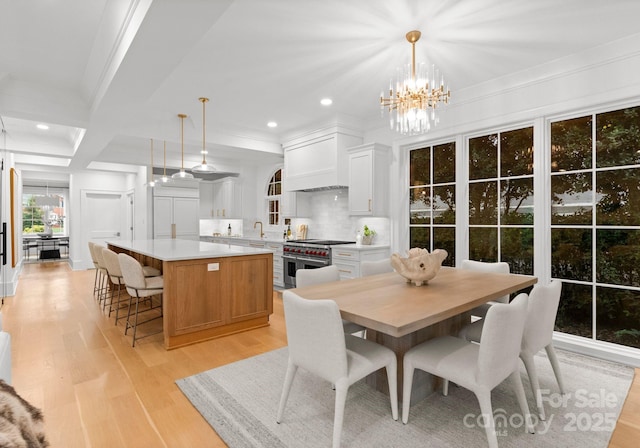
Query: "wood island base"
107 241 273 350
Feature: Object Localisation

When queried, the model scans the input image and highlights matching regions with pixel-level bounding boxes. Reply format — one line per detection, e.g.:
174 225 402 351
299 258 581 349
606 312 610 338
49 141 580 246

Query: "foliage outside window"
22 194 66 235
266 169 282 226
468 127 534 275
551 106 640 348
409 142 456 266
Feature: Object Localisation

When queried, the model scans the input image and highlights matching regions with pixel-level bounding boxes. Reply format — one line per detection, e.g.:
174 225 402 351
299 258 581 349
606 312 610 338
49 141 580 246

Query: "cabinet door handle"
335 252 353 257
368 199 372 212
222 209 226 217
339 269 352 274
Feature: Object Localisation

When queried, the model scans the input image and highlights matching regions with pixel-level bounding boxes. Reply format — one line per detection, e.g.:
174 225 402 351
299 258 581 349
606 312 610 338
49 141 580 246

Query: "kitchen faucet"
254 221 264 238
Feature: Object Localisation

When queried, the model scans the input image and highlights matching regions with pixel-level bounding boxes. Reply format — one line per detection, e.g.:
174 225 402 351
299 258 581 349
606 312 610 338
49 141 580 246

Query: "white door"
82 191 127 266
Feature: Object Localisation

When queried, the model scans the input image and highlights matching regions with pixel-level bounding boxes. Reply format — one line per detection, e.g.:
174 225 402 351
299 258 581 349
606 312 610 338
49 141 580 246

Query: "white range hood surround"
282 125 363 192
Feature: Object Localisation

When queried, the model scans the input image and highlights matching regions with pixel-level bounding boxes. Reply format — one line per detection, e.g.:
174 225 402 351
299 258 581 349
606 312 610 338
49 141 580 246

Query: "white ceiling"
2 0 640 182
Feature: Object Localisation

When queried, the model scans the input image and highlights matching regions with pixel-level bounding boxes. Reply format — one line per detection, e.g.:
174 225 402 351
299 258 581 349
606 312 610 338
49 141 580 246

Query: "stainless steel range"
283 239 354 289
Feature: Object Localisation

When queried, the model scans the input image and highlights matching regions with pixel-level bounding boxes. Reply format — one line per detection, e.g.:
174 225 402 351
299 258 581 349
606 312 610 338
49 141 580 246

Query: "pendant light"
171 113 194 179
148 138 156 187
192 97 216 173
161 140 170 183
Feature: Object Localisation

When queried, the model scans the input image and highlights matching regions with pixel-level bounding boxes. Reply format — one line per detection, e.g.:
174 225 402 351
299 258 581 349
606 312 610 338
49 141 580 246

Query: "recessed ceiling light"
267 121 278 128
36 124 49 130
320 98 333 106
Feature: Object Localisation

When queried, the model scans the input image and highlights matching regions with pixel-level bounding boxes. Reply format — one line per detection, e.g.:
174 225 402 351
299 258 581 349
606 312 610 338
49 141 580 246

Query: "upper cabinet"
347 143 391 216
282 126 362 192
199 178 242 218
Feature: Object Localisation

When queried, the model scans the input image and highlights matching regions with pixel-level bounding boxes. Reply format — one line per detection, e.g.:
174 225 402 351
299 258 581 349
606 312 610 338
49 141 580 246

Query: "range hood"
299 185 348 192
282 126 362 192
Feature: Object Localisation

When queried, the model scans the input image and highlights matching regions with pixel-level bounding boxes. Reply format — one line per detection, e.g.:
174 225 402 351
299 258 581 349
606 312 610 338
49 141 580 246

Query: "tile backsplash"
299 189 389 244
200 188 390 245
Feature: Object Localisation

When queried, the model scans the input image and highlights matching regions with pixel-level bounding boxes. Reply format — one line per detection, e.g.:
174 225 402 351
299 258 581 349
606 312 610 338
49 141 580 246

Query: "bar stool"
101 248 128 323
87 242 104 299
118 253 164 347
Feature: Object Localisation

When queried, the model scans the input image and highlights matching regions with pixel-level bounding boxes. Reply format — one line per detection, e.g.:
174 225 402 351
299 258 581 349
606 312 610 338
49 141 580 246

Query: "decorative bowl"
390 248 448 286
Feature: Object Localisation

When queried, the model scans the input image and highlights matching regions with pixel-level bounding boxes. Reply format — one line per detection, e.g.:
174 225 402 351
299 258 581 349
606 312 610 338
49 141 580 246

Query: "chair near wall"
88 242 106 302
402 293 534 448
360 258 393 277
23 238 39 261
117 253 164 347
101 248 129 324
458 280 565 420
296 265 365 335
277 291 398 448
92 244 110 306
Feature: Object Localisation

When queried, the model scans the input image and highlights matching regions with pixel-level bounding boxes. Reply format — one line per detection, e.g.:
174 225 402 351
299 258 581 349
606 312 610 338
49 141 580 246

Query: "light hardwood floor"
2 262 638 447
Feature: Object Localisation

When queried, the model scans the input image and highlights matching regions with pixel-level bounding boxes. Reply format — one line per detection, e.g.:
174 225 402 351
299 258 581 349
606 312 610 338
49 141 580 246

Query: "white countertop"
107 238 272 261
335 243 390 250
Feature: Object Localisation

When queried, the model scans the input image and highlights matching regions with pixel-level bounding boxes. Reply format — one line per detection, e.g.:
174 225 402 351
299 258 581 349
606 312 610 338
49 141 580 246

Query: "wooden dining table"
291 266 537 402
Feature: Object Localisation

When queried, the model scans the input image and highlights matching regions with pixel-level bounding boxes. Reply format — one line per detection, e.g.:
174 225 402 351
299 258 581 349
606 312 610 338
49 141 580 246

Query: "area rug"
176 347 634 447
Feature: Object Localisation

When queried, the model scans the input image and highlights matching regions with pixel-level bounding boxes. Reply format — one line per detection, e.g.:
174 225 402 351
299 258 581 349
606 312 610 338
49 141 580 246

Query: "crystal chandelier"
380 30 451 135
192 97 216 173
172 113 194 179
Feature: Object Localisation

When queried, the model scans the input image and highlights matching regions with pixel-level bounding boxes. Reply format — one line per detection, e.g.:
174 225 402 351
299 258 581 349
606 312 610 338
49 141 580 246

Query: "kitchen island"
106 239 273 349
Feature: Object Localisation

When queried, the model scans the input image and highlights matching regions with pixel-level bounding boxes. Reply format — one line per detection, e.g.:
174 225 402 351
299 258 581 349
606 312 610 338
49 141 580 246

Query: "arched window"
266 169 282 225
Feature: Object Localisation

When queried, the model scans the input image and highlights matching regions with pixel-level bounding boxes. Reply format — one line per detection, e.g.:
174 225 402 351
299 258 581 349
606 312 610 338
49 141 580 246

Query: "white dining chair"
459 259 511 320
296 265 365 335
402 293 534 448
277 291 398 448
458 280 565 420
360 258 393 277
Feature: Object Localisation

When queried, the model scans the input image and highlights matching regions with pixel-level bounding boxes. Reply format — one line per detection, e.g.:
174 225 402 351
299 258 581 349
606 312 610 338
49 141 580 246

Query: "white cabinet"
331 245 390 280
265 242 284 288
214 179 242 218
283 126 362 191
347 143 391 216
199 183 214 218
153 196 199 240
281 191 311 217
200 178 242 218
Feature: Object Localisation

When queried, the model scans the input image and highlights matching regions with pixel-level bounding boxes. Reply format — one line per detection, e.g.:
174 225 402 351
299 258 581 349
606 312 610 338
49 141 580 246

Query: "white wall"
69 170 148 270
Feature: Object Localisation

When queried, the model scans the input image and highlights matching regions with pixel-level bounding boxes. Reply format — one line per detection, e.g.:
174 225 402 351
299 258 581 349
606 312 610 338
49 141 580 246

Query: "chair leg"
443 379 449 396
510 370 535 434
131 294 141 347
545 344 565 394
332 380 349 448
385 360 398 421
276 363 298 423
521 352 545 420
93 269 99 297
401 361 415 424
475 389 498 448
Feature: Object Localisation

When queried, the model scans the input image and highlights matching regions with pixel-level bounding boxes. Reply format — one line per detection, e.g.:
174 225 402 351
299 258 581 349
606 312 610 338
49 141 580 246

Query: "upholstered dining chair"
117 253 164 347
277 291 398 448
360 258 393 277
101 248 128 323
460 259 511 320
296 265 365 335
402 293 534 448
458 280 565 420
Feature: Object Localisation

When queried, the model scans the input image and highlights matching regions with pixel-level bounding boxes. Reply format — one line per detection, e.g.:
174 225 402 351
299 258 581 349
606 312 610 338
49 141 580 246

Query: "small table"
292 267 537 401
